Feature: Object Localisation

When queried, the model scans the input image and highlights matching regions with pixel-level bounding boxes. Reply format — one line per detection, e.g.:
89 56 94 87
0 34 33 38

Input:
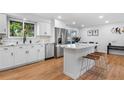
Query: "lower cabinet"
27 45 39 63
0 44 45 70
14 46 27 66
37 44 45 60
0 47 14 69
0 52 2 68
14 44 45 65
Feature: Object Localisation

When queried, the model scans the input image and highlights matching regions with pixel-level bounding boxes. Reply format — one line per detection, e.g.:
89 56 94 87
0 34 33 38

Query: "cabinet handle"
4 28 6 32
4 48 8 50
38 49 40 52
44 32 47 34
25 51 29 54
11 53 13 56
19 47 23 48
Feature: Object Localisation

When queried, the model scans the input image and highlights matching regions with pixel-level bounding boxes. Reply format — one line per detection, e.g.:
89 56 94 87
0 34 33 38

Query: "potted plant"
72 36 81 43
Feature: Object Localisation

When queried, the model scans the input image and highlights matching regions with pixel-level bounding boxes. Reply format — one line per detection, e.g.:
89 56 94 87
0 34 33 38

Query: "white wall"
54 19 67 28
79 23 124 55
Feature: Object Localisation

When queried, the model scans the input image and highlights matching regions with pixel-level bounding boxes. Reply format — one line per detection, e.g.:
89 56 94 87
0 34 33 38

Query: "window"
24 22 35 37
9 20 23 37
71 31 77 37
8 18 36 38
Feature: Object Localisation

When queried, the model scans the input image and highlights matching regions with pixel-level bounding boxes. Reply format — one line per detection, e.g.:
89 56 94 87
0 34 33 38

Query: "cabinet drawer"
0 47 3 51
0 47 13 51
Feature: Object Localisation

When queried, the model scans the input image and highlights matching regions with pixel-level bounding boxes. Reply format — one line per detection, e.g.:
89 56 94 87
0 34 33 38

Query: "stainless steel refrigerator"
55 27 68 58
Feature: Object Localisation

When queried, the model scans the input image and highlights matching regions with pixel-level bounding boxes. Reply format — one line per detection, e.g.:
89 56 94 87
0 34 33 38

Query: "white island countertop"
58 43 98 49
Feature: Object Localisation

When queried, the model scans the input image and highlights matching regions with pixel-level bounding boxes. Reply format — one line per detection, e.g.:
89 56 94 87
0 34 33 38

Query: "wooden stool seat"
83 54 100 60
90 52 106 56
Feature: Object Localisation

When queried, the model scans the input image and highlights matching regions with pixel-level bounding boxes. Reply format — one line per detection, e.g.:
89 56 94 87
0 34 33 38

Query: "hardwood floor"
0 54 124 80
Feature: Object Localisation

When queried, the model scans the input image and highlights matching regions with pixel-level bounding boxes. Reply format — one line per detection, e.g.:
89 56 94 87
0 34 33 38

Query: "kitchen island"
60 43 97 79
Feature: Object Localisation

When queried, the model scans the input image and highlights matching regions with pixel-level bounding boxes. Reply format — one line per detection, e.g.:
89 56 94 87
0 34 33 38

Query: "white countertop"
58 43 98 49
0 43 44 47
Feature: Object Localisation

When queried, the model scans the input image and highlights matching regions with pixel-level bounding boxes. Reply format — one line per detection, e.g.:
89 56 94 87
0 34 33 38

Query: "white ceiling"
34 13 124 28
8 13 124 28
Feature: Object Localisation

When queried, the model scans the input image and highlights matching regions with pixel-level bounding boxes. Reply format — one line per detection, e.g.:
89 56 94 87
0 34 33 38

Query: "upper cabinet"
37 22 51 36
0 14 7 34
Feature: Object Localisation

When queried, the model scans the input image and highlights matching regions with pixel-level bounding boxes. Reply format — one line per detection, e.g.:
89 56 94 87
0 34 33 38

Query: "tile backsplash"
1 35 51 45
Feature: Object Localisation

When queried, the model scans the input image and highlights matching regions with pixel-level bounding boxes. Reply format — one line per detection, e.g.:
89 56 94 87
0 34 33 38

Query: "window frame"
8 17 37 38
23 21 37 38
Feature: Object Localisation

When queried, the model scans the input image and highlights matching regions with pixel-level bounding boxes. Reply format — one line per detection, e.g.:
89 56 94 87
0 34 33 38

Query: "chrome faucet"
23 31 27 44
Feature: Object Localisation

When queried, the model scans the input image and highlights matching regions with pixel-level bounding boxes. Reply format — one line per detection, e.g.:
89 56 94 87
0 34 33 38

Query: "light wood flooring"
0 54 124 80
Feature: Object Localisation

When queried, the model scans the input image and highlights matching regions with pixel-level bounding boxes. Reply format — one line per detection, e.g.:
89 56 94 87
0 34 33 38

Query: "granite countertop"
58 43 98 49
0 43 45 47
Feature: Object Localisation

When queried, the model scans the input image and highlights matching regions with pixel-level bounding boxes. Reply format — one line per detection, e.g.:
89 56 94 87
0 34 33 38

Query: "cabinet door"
14 46 26 66
0 47 14 69
38 44 45 60
50 43 54 57
0 51 4 69
0 14 7 34
38 22 51 36
27 45 38 62
45 23 51 35
3 48 14 68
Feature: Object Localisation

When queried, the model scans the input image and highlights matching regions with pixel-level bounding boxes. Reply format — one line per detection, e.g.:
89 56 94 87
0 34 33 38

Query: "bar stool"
80 54 101 79
90 52 108 69
88 52 110 79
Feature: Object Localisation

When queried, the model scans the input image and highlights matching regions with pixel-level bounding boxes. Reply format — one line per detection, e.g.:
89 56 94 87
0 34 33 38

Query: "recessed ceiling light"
81 24 85 27
72 21 76 25
105 20 109 23
99 16 104 19
57 16 62 19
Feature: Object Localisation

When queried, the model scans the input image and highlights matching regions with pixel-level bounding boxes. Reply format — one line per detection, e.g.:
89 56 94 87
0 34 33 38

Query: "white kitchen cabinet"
0 44 45 70
0 14 7 34
0 50 5 69
14 44 45 66
37 22 51 36
14 46 27 66
37 44 45 60
14 45 34 65
27 45 38 63
28 44 45 62
0 47 14 70
21 44 45 63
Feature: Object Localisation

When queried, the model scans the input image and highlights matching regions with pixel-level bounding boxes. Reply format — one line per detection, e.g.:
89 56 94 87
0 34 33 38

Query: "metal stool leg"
79 59 84 77
86 58 89 71
79 57 89 79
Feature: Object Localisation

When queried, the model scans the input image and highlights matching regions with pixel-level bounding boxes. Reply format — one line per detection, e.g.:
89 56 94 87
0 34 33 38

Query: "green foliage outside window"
9 20 35 37
24 23 35 37
10 20 23 37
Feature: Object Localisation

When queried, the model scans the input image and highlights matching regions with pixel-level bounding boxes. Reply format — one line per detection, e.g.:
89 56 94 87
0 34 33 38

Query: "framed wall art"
92 29 99 36
87 29 99 36
87 30 93 36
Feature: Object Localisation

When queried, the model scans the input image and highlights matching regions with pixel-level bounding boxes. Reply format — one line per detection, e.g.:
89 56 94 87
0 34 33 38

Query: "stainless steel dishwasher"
45 43 55 59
